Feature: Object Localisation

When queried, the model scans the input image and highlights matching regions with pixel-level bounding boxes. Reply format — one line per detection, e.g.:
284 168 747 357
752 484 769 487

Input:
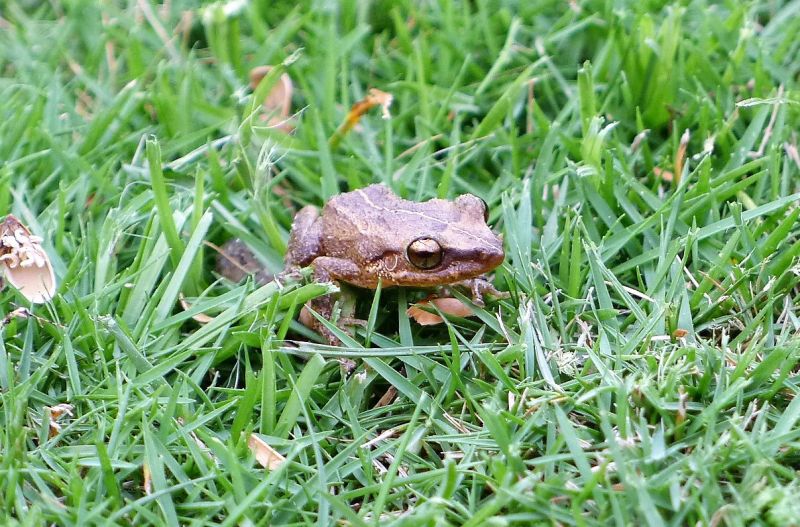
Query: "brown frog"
218 184 505 344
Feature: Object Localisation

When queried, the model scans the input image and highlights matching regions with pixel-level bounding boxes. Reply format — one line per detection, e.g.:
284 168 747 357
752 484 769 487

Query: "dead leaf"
48 419 62 439
443 412 471 434
46 404 74 439
49 403 74 419
676 385 687 426
298 305 315 329
143 463 152 495
247 434 286 470
329 88 394 148
1 307 31 326
653 167 673 183
374 386 397 408
407 297 474 326
672 328 688 339
214 239 273 285
674 128 690 184
179 294 214 324
249 65 294 133
0 215 56 304
369 89 393 120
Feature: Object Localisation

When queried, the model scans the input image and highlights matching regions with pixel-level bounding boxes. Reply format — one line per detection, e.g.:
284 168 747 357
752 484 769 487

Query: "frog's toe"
339 316 368 328
447 276 509 306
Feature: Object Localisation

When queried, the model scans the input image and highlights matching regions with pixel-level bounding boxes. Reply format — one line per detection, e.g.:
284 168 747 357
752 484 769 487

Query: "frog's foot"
284 205 322 267
274 266 305 284
299 303 366 345
338 358 357 375
297 256 365 345
216 239 272 285
339 316 367 328
454 276 509 307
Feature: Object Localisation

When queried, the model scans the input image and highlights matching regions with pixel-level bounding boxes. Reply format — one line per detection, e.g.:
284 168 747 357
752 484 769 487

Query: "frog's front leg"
303 256 364 345
284 205 322 269
454 276 509 307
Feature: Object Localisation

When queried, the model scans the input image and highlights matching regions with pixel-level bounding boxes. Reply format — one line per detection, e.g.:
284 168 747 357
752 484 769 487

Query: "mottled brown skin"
284 184 505 344
218 184 505 344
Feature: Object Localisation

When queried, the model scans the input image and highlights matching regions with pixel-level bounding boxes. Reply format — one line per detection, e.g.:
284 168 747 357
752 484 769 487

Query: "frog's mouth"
387 245 505 287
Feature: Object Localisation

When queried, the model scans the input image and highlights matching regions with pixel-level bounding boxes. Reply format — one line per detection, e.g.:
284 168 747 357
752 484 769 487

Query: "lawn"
2 0 800 525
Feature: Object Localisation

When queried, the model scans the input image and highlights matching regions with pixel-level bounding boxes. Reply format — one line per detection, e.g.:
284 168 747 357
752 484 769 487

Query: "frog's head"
381 193 505 286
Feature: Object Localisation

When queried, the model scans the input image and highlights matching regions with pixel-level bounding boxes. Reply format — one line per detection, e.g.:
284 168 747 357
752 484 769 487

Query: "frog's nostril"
480 247 505 268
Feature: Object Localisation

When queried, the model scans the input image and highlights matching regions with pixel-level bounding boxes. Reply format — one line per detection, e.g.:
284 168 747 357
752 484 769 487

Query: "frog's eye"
406 237 443 270
478 197 490 222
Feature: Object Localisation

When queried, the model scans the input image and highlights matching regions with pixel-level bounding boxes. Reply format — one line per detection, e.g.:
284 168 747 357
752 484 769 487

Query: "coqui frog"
218 184 506 344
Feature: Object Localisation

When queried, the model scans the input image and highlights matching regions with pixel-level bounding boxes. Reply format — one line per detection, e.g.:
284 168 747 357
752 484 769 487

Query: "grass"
1 0 800 524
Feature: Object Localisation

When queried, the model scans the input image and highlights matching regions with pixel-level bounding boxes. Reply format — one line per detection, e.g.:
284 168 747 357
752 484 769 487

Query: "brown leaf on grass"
48 420 62 439
672 328 688 339
248 434 286 470
249 65 294 133
329 88 394 148
213 239 273 285
674 129 690 184
49 403 74 419
369 89 394 120
653 167 673 183
46 403 74 439
0 215 56 304
143 463 152 495
374 386 397 408
179 294 214 324
1 307 31 326
676 385 688 426
2 307 65 332
407 297 474 326
298 305 315 330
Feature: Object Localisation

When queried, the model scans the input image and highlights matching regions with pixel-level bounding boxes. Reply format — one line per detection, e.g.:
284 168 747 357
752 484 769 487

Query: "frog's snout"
481 244 506 270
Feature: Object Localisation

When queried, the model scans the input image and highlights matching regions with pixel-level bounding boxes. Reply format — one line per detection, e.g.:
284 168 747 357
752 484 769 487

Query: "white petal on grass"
0 215 56 304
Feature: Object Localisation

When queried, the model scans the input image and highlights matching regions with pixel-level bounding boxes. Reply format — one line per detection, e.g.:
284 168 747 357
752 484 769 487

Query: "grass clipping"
329 88 393 149
0 214 56 304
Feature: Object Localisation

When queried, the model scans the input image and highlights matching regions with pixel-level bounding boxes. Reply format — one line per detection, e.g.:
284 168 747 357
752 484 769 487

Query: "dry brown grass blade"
374 386 398 408
674 129 690 185
329 88 393 149
143 463 152 495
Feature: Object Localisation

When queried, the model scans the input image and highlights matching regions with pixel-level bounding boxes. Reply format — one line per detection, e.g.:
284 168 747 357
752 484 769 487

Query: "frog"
218 184 506 345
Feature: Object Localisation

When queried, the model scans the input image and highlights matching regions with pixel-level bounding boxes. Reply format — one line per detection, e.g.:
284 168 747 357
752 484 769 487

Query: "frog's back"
320 184 453 262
